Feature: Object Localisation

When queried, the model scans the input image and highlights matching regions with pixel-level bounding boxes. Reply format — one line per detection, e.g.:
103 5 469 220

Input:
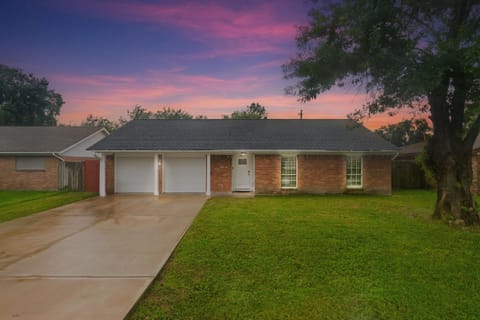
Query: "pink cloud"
47 0 303 56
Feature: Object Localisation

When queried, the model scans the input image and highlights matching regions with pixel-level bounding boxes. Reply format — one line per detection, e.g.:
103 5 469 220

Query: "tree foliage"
375 119 431 147
284 0 480 224
127 105 195 120
80 105 201 132
224 102 268 119
0 64 64 125
81 114 121 133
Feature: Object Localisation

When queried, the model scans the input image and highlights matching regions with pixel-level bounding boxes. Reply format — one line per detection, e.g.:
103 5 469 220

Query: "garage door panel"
116 157 154 193
164 157 206 193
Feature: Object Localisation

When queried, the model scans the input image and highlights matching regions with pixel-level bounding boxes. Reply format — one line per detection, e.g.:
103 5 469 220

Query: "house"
395 136 480 193
89 119 398 196
0 126 108 190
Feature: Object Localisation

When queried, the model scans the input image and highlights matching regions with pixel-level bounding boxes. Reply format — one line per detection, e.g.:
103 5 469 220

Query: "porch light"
240 152 246 156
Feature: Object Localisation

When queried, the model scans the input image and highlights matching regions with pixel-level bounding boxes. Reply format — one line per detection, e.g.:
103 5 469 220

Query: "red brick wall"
106 155 115 194
211 155 232 193
363 155 392 194
255 155 281 193
0 156 59 190
298 155 345 193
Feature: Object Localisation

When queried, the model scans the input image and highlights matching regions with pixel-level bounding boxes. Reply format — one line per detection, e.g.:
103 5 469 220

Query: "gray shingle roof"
89 119 398 152
0 126 104 153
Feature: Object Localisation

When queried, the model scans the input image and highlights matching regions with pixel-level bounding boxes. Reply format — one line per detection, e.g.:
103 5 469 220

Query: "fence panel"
392 160 427 189
59 162 84 191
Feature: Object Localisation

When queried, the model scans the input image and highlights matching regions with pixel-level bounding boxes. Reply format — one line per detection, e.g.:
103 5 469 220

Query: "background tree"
283 1 480 224
0 64 64 125
127 105 153 120
375 119 432 147
224 102 267 119
81 114 120 133
153 107 193 119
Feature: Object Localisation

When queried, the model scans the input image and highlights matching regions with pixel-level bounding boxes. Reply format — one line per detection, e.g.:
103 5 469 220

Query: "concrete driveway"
0 194 206 320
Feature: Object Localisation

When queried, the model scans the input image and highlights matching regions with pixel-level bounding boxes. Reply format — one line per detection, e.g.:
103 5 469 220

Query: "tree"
127 106 193 120
375 119 432 147
127 105 153 120
81 114 120 133
283 1 480 224
224 102 267 119
153 107 193 119
0 64 64 125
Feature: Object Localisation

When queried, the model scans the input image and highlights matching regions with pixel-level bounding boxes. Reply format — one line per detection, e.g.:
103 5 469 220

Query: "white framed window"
346 156 362 188
16 157 46 171
281 156 297 189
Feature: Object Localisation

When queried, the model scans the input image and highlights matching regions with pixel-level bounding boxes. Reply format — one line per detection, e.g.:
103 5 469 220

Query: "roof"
0 126 105 153
89 119 398 152
399 141 426 155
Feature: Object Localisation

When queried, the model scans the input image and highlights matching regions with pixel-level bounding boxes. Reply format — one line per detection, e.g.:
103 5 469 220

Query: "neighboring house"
395 135 480 194
0 127 108 190
89 119 398 196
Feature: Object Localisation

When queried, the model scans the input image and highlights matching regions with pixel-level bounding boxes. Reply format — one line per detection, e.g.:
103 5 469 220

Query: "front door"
233 153 253 191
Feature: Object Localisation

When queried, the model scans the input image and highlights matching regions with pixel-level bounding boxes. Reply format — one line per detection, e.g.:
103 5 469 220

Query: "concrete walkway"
0 195 206 319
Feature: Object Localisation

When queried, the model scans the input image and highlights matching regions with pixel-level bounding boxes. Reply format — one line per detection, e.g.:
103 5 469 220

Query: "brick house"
89 119 398 196
0 126 108 190
396 136 480 194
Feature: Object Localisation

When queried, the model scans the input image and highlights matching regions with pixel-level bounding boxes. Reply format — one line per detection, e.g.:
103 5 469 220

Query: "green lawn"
0 190 96 223
128 191 480 320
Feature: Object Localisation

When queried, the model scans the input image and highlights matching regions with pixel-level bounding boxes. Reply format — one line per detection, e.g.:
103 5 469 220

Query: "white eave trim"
59 128 109 154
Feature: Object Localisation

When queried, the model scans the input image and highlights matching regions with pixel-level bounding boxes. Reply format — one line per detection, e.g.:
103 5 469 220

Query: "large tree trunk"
426 121 479 225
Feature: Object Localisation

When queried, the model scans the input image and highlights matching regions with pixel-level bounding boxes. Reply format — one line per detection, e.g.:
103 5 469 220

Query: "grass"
127 190 480 320
0 190 97 223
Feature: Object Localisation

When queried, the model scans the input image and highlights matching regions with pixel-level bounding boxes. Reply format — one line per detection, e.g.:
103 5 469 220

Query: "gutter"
52 153 65 162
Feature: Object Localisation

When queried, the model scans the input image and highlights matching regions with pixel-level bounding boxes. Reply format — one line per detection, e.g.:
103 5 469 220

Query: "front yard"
128 191 480 319
0 191 96 223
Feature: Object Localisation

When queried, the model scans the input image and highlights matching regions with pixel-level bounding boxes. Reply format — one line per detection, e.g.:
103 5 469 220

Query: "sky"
1 0 404 129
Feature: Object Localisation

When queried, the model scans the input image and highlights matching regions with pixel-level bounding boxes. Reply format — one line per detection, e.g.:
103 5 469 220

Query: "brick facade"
255 155 281 193
297 155 346 193
0 156 60 190
106 155 115 194
363 155 392 194
211 155 232 193
253 154 391 195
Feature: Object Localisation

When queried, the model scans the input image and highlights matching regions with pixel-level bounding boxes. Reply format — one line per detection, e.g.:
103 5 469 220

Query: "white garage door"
164 156 206 193
115 156 155 193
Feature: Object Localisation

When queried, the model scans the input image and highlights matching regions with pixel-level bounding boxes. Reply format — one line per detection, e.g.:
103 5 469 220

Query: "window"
16 157 46 171
346 156 362 188
281 156 297 188
238 158 247 165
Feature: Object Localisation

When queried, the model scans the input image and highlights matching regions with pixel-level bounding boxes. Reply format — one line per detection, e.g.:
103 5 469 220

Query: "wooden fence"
392 160 429 189
58 159 99 192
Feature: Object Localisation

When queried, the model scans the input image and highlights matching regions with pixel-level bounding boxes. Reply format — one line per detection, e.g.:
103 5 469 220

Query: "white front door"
233 153 253 191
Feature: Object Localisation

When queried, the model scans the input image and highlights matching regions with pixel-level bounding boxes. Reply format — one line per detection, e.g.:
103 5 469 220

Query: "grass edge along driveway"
0 191 97 223
128 190 480 320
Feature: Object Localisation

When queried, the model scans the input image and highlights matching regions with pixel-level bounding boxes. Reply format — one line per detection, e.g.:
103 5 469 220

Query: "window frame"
281 155 297 189
15 157 47 171
346 156 363 189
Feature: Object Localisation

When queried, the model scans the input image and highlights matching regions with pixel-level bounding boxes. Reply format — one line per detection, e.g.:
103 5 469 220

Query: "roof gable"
90 119 398 152
0 126 105 153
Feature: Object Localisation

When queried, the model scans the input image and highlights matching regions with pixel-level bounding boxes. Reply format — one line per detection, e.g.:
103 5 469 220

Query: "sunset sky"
1 0 405 129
